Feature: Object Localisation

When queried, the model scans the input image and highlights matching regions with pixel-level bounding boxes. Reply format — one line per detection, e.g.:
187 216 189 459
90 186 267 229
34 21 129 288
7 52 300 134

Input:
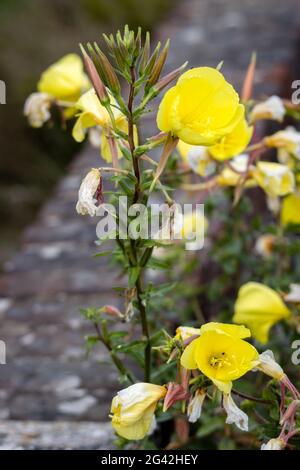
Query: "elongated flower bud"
79 44 109 105
93 43 121 94
146 39 170 89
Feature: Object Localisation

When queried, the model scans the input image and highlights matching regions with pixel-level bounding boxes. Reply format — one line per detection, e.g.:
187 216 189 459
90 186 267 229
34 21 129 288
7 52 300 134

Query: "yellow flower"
251 162 295 197
157 67 244 146
110 383 166 440
37 54 89 102
177 141 216 177
264 127 300 159
72 89 135 163
181 327 259 393
233 282 291 344
250 96 285 123
209 118 253 161
281 191 300 226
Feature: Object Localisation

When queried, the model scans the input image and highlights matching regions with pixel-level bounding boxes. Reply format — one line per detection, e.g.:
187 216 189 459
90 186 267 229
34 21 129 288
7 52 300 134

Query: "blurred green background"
0 0 172 263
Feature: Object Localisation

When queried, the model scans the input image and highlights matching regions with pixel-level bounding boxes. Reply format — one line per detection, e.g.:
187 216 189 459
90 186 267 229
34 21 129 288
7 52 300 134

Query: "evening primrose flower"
250 96 285 123
181 328 259 393
23 92 52 128
110 383 166 440
281 191 300 226
209 118 253 161
177 141 216 177
37 53 89 102
261 437 285 450
223 393 248 431
251 162 295 197
187 389 206 423
265 127 300 159
76 168 101 217
157 67 244 146
233 282 291 344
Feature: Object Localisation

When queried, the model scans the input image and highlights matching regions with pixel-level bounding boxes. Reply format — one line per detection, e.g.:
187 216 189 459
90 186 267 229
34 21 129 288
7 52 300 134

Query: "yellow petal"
199 322 251 339
157 67 243 146
38 54 88 101
281 191 300 226
233 282 291 343
209 118 253 161
194 331 259 383
180 338 199 369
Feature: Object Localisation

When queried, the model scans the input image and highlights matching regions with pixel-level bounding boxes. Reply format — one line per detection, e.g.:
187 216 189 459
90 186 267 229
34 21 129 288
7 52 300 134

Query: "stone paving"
0 0 300 449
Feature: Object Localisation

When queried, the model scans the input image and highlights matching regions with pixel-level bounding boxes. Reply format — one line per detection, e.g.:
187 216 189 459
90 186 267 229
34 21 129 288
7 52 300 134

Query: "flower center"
209 352 230 369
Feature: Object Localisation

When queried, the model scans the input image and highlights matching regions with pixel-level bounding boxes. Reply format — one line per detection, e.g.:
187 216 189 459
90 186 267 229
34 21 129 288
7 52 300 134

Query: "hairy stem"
93 323 135 384
126 64 152 381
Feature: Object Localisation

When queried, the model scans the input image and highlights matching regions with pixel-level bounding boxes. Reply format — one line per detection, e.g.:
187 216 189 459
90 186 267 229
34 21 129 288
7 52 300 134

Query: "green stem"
93 323 135 384
126 64 152 381
136 276 151 381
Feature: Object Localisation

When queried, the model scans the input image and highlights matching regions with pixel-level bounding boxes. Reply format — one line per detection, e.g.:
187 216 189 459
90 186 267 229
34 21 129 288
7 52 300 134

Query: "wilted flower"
281 191 300 226
157 67 244 146
24 92 52 128
37 53 89 102
223 393 248 431
178 141 216 177
284 283 300 303
265 127 300 159
110 382 166 440
187 389 206 423
255 350 285 381
217 154 256 187
250 96 285 123
175 326 200 342
255 234 277 258
233 282 291 343
261 437 285 450
251 162 295 197
209 118 253 161
76 168 102 217
181 323 259 393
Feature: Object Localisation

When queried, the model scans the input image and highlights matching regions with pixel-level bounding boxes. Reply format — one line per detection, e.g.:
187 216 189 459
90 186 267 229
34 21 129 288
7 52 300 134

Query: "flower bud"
79 44 109 105
92 43 121 95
